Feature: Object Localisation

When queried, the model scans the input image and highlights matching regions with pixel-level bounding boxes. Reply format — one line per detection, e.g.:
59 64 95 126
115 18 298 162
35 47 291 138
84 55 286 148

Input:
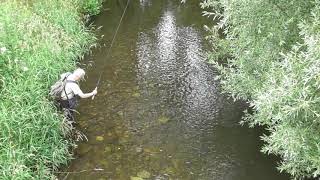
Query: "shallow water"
60 0 290 179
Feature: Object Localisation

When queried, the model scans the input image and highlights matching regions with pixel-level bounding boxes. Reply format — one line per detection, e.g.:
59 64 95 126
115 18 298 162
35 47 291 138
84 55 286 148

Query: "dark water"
60 0 289 179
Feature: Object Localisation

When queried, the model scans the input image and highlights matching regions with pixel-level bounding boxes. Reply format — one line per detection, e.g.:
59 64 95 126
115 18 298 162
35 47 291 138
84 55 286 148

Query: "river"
60 0 290 179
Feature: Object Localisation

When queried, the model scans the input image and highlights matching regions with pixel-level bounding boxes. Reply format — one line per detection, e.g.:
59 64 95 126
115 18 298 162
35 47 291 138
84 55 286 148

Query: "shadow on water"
59 0 290 179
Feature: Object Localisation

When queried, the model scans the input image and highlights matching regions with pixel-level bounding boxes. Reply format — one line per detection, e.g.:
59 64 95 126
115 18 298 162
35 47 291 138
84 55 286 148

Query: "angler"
57 68 97 120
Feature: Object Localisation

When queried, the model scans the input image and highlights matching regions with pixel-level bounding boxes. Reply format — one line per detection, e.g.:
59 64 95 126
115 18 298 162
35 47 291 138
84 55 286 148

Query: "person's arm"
72 84 97 99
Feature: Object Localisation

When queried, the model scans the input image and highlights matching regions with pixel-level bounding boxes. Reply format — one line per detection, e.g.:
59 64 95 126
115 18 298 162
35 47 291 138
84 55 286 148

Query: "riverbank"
202 0 320 178
0 0 102 179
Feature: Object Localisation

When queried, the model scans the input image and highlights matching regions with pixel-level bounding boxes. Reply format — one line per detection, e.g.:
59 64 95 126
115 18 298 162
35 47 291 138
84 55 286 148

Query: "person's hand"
92 87 98 95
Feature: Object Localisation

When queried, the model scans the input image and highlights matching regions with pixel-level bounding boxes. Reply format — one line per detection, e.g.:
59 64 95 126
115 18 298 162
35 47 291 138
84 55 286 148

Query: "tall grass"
0 0 102 179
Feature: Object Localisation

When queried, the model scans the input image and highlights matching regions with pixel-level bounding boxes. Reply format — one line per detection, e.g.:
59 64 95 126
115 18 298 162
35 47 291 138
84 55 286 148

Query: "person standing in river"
59 68 98 120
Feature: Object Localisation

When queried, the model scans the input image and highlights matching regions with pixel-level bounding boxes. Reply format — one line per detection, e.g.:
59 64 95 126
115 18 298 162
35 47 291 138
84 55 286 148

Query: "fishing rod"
92 0 131 100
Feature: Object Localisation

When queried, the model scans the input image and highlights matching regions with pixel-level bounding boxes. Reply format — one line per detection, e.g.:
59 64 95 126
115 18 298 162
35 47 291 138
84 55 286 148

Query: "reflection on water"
139 0 152 9
60 0 289 180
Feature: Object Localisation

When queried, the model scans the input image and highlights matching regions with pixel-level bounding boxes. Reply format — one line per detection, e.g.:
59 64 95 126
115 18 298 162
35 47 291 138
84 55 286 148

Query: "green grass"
0 0 103 179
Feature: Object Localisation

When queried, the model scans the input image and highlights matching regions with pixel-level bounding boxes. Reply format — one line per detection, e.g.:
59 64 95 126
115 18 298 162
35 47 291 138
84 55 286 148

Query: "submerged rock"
104 146 112 153
158 116 170 124
103 91 108 96
143 146 159 154
154 175 169 180
96 136 104 141
90 112 98 116
132 92 141 97
143 148 152 153
130 177 143 180
119 137 128 144
137 170 151 178
135 147 143 153
164 167 175 175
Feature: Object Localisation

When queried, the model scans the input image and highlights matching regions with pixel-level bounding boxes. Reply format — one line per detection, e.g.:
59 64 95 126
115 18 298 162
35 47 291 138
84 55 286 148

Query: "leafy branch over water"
203 0 320 178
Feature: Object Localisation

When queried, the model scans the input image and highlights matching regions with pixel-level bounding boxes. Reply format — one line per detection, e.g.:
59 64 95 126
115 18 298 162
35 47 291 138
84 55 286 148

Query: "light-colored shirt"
61 77 82 100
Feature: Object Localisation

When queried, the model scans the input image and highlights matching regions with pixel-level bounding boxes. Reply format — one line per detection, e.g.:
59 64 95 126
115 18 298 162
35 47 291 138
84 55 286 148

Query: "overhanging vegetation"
202 0 320 178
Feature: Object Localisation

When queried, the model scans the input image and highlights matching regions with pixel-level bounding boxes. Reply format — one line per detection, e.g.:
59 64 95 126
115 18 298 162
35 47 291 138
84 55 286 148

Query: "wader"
59 80 78 121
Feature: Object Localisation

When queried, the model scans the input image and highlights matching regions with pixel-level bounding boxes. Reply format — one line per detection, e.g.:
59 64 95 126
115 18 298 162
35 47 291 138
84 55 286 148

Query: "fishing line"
92 0 131 99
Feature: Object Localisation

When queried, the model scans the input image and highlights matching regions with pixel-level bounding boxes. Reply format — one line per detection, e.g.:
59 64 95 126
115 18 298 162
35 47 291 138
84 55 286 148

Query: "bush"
203 0 320 178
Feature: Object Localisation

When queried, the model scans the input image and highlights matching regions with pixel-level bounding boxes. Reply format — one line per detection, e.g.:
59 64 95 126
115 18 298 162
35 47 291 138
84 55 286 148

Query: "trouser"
59 97 78 121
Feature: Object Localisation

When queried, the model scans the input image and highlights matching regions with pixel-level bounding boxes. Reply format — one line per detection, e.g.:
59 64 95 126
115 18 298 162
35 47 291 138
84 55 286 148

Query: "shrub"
203 0 320 178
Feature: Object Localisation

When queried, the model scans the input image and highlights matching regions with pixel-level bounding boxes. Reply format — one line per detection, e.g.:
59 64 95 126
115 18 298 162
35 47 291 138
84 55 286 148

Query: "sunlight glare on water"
60 0 290 180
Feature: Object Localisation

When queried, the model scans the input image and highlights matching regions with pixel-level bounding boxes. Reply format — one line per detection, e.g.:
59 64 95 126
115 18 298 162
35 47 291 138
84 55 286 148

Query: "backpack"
49 72 72 100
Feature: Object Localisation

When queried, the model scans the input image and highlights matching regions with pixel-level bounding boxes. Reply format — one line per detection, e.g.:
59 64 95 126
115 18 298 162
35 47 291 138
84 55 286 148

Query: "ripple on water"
62 0 289 180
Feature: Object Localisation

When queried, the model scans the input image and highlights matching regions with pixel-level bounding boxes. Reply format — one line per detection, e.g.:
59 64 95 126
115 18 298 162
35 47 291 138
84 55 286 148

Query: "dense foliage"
0 0 102 179
202 0 320 178
81 0 105 15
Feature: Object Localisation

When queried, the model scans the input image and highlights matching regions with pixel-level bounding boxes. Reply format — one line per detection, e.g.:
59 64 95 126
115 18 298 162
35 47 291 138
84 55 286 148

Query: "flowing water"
60 0 290 179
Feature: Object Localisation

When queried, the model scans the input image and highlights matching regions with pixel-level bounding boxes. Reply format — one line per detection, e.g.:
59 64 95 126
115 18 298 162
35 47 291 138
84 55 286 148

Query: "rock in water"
104 146 112 153
158 116 170 124
137 170 151 178
130 177 143 180
132 92 141 97
117 111 124 117
135 147 143 153
96 136 104 141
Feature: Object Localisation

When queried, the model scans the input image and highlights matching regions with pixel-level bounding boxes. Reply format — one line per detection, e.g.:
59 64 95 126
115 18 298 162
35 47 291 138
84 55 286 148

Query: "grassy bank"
0 0 103 179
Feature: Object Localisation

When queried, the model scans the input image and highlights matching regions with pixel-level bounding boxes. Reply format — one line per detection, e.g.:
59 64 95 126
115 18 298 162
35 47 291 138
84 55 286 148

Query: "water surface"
61 0 289 179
